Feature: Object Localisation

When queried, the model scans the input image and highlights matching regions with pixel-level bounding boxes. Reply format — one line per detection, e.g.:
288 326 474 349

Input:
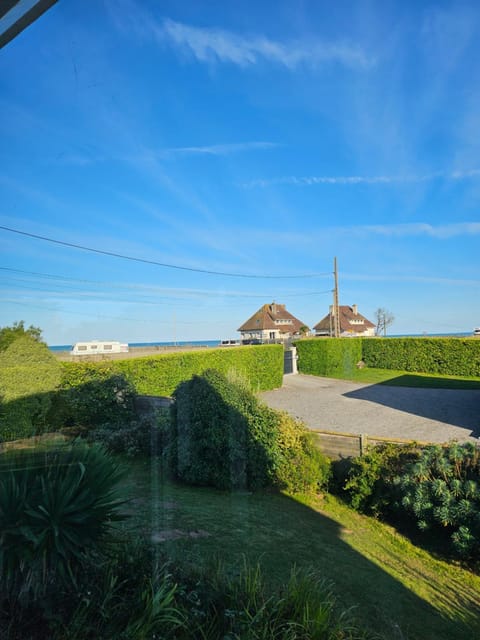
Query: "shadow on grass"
122 458 480 640
376 373 480 391
343 378 480 435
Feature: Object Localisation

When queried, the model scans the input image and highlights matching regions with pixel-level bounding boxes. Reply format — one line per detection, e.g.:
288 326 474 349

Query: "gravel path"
260 374 480 444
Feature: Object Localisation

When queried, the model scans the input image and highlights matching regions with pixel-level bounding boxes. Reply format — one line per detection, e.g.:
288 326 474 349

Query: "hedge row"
1 345 283 442
295 337 480 378
60 344 284 397
295 338 362 378
362 337 480 377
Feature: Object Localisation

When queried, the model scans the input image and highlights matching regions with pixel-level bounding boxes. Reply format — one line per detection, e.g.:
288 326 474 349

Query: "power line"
0 267 333 298
0 225 331 279
4 300 227 325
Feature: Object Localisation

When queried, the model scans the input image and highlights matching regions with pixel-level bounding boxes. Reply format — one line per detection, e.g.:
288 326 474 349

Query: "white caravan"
70 341 129 355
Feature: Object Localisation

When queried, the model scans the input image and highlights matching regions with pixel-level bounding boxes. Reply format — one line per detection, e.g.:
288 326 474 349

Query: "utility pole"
333 257 340 338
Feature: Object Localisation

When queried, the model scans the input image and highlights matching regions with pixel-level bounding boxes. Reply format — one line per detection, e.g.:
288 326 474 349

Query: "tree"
374 308 394 337
0 321 44 352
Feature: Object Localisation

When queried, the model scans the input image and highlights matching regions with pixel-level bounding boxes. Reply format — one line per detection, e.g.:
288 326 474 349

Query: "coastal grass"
321 366 480 390
120 458 480 640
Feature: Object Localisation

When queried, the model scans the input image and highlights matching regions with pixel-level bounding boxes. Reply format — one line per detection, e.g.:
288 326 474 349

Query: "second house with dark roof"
238 302 308 345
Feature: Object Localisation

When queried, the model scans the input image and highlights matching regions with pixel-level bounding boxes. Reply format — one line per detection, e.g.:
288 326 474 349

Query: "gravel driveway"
260 374 480 444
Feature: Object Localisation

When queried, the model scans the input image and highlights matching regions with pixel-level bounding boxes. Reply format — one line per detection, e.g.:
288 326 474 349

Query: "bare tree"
375 308 395 336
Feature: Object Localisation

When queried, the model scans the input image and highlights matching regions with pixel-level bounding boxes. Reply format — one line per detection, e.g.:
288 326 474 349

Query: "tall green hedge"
295 338 362 378
0 337 62 441
295 337 480 378
362 338 480 376
60 345 283 397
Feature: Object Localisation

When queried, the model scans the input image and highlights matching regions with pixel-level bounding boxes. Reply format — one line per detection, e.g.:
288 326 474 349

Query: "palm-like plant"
0 440 126 603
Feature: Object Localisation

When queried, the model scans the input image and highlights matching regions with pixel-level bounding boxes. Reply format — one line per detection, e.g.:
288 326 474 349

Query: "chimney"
352 304 358 316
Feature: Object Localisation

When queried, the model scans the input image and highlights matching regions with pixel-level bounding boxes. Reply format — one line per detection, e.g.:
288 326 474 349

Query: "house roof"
238 302 308 334
314 305 375 333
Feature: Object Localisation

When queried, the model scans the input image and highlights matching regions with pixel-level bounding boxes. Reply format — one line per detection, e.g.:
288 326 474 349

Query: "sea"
48 340 220 352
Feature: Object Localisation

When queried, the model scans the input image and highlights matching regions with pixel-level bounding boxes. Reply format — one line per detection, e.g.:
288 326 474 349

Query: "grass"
322 367 480 389
120 458 480 640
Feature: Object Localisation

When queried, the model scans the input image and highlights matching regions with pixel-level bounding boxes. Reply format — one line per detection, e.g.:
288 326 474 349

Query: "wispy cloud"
243 169 480 188
110 6 374 71
54 142 277 165
158 19 374 70
156 141 278 157
353 222 480 239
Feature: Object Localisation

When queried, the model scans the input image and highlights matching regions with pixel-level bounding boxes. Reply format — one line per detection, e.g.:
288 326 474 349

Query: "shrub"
295 338 362 378
275 412 331 493
344 444 419 515
0 440 125 605
398 442 480 559
88 409 170 457
0 321 44 352
0 336 62 442
171 369 330 493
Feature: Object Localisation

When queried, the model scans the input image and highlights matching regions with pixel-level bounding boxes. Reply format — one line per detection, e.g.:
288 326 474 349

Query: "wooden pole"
333 257 340 337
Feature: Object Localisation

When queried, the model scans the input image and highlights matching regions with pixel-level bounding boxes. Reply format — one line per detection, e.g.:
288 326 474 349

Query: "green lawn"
121 458 480 640
322 367 480 389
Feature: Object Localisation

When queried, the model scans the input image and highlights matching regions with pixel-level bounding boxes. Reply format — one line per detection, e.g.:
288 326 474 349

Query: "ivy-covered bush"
170 369 330 493
295 338 362 378
398 442 480 559
362 337 480 377
0 336 62 442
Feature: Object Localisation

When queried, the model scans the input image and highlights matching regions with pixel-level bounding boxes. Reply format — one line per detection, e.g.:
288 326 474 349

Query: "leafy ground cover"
320 366 480 390
120 458 480 640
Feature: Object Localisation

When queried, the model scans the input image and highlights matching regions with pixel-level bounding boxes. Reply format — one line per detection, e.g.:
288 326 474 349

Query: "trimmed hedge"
295 338 362 378
0 337 62 442
170 369 330 493
1 345 282 443
60 344 284 397
295 337 480 378
362 337 480 377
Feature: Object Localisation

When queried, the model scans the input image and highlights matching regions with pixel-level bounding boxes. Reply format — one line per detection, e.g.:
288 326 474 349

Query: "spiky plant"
398 442 480 559
0 440 126 604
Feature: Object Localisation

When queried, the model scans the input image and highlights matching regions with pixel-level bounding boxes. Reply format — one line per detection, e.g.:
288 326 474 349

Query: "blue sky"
1 0 479 345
